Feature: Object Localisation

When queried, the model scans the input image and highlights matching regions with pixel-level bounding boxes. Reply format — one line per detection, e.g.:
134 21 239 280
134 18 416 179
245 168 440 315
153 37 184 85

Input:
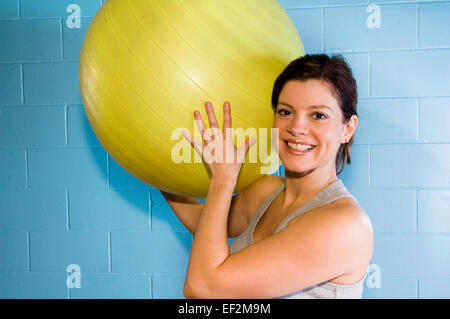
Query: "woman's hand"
182 101 256 183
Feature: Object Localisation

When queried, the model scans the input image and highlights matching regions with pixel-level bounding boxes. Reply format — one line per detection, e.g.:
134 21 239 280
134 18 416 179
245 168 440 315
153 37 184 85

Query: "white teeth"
287 142 314 151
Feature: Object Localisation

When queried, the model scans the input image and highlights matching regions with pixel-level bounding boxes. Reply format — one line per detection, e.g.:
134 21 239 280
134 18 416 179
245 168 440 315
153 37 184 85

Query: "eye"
277 109 291 116
314 112 328 119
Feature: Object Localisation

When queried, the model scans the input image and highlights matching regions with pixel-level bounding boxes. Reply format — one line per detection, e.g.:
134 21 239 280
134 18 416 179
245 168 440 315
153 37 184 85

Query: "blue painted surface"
69 274 151 299
111 231 191 273
0 189 67 230
0 0 449 299
0 20 61 61
30 231 109 272
371 50 450 97
0 149 26 189
0 0 18 19
0 64 21 105
23 62 82 104
0 106 66 147
324 4 417 52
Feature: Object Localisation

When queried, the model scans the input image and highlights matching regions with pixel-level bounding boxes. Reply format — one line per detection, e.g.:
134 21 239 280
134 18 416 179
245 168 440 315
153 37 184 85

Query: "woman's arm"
183 176 237 297
160 183 252 237
159 191 204 234
184 198 373 299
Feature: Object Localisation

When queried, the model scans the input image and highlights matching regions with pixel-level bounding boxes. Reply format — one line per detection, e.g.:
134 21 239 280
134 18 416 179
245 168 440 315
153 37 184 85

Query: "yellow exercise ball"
79 0 304 197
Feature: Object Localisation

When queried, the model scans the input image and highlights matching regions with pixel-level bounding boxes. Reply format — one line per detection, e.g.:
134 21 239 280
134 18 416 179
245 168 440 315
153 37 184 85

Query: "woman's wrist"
210 174 238 188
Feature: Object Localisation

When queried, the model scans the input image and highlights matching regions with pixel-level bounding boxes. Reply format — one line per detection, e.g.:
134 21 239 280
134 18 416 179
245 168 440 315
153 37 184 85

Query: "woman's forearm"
159 190 203 234
184 177 236 296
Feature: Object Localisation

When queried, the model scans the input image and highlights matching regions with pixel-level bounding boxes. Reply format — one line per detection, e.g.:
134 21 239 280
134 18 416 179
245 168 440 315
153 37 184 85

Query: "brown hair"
271 54 358 176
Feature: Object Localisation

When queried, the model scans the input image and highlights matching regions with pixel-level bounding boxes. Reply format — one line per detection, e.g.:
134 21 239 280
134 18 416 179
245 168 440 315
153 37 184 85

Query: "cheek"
272 122 283 153
322 133 344 156
273 117 282 128
273 118 291 135
321 131 336 142
316 126 342 148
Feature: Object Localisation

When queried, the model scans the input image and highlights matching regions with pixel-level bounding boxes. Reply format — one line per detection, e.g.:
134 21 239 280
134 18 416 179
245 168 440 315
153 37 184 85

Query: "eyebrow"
278 101 334 112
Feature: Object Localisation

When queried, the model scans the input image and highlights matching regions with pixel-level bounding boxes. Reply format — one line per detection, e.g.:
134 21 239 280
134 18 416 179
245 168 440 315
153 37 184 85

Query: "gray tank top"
229 178 367 299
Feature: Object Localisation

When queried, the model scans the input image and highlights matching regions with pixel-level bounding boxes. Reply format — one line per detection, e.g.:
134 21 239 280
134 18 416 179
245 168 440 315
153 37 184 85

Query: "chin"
283 165 316 178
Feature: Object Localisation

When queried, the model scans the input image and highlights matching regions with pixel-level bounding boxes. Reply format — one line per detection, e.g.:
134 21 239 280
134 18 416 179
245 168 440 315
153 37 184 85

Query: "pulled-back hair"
271 54 358 175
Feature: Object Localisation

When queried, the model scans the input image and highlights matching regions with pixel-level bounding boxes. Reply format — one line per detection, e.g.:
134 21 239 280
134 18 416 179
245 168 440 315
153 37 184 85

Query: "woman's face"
273 79 357 176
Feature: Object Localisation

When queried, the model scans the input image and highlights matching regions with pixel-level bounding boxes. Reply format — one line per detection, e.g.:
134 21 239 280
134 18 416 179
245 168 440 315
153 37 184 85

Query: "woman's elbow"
183 284 197 299
183 279 209 299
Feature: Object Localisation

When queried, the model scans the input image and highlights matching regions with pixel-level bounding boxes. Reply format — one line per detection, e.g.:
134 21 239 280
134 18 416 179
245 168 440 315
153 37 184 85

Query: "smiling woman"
271 54 359 177
165 54 373 299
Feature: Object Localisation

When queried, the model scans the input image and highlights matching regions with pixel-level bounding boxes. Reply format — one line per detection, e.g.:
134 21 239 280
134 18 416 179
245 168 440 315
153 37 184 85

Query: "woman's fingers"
238 137 257 160
204 101 219 131
193 110 211 143
223 101 232 140
187 101 239 162
223 101 231 128
181 129 203 156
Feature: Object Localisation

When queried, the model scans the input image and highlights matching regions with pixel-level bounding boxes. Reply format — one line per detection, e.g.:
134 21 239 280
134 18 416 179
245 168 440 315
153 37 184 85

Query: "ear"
341 115 358 143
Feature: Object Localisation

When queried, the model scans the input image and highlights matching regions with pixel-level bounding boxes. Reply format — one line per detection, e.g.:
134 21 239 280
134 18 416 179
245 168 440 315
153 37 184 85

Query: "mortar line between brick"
27 231 31 271
284 2 374 10
108 232 112 272
0 16 96 21
19 63 24 104
416 189 419 233
416 278 420 298
149 189 153 230
24 148 29 189
64 105 68 146
321 8 324 53
416 99 420 143
150 273 153 299
60 18 64 59
416 4 419 49
66 189 70 230
0 59 80 64
106 154 110 188
368 53 371 97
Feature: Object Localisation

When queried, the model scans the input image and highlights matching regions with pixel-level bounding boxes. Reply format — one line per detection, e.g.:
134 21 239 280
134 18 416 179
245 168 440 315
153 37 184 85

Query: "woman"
161 54 373 299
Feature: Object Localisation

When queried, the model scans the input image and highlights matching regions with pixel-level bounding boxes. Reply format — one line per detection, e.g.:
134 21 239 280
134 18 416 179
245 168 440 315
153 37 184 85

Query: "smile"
287 142 314 151
284 141 316 154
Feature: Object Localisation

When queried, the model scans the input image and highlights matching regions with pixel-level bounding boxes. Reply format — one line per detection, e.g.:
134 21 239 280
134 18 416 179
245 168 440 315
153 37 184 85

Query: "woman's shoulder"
314 193 372 238
248 175 285 199
302 193 374 260
329 192 372 232
287 193 373 279
255 174 285 189
242 175 285 221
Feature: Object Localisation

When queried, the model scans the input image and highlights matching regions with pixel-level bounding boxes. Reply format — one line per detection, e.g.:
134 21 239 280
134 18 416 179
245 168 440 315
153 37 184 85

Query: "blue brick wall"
0 0 449 299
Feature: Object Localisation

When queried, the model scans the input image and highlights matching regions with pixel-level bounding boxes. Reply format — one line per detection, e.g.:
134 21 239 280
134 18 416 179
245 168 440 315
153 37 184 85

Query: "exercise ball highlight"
79 0 304 197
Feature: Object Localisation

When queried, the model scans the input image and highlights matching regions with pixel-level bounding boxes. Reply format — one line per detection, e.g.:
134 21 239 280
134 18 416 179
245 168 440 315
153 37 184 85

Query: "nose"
287 114 309 136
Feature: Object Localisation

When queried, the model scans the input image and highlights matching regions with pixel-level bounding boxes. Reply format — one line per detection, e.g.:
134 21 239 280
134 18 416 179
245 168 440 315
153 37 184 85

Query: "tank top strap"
245 181 286 243
273 179 358 234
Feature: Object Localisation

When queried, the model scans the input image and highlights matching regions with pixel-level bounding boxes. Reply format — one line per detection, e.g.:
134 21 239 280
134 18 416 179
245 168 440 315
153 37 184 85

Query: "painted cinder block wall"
0 0 449 299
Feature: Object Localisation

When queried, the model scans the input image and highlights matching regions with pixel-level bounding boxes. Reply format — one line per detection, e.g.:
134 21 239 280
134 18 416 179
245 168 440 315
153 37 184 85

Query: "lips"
284 138 316 147
279 136 316 154
287 142 314 150
284 139 316 155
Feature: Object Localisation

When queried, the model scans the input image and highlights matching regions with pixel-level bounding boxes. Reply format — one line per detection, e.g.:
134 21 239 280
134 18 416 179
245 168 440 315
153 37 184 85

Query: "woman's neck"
281 166 338 208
